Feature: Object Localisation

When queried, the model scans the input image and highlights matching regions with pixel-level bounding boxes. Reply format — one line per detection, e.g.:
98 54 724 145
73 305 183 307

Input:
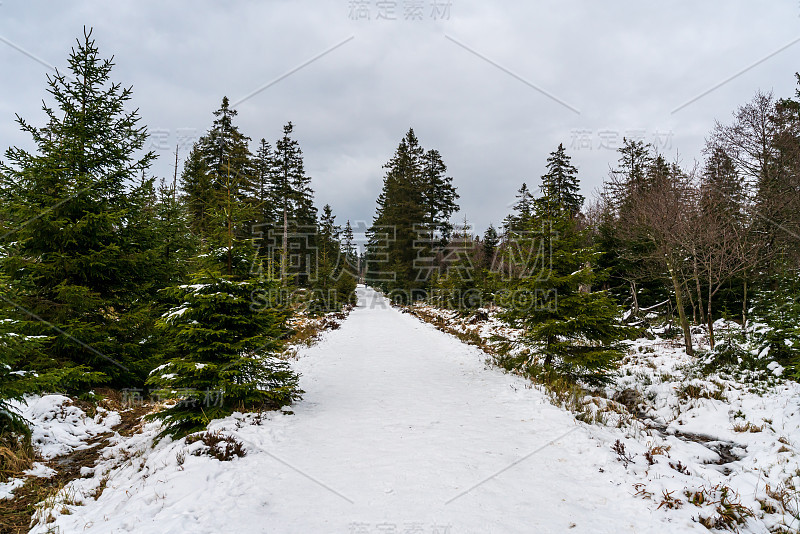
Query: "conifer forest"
2 6 800 533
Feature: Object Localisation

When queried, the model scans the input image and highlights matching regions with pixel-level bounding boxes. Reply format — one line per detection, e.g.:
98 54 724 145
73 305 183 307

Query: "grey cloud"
2 0 798 233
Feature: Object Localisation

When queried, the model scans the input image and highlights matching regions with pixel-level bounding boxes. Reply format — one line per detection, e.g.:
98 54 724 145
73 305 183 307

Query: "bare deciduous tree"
613 156 696 355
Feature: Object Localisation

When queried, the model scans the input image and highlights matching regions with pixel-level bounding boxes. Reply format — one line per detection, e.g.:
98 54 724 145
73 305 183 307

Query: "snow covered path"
41 286 684 534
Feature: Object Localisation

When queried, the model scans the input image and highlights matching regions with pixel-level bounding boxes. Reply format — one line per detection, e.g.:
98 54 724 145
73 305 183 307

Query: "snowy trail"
43 286 683 534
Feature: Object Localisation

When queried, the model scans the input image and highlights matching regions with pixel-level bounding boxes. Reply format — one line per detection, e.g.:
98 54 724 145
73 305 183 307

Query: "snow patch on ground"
0 477 25 500
410 302 800 532
28 412 292 533
0 395 120 506
24 462 57 479
13 395 121 460
27 288 675 533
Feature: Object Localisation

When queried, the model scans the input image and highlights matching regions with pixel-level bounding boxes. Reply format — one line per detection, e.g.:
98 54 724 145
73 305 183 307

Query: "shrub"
146 274 302 437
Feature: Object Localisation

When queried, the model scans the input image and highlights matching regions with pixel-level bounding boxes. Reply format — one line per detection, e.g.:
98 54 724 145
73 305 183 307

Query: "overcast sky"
2 1 799 236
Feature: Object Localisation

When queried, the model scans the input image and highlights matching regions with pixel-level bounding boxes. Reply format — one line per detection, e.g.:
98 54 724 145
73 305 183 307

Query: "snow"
24 462 57 478
406 302 800 532
163 306 189 321
768 360 784 376
0 478 25 500
14 395 121 460
25 287 800 533
30 287 673 533
0 396 118 504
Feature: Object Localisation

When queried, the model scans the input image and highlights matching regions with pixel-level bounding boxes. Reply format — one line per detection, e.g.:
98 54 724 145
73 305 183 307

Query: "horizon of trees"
0 30 356 438
366 82 800 385
0 29 799 438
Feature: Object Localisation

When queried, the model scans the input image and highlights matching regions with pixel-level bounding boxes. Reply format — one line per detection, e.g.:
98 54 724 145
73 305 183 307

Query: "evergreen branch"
0 182 98 241
0 294 129 372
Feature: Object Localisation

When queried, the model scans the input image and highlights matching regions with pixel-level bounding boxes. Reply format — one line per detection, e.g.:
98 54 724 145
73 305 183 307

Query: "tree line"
1 29 799 441
368 84 800 386
0 31 356 437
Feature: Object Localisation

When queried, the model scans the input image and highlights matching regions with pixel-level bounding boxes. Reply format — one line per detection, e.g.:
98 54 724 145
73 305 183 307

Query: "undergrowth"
186 431 246 461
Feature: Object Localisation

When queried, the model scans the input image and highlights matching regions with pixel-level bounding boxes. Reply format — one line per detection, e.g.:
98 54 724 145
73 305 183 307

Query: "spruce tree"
699 146 748 334
366 128 458 299
334 261 359 308
181 98 258 277
421 149 459 245
146 273 300 437
367 129 426 296
153 177 196 287
431 221 478 309
482 224 499 270
0 273 104 435
250 138 276 229
272 122 317 285
148 194 301 436
0 29 160 386
503 183 534 233
199 97 253 191
180 144 213 236
604 138 653 212
210 154 256 277
538 143 584 218
339 219 360 297
596 140 667 308
342 220 358 269
751 75 800 368
150 166 301 436
701 147 745 223
504 214 627 385
502 157 627 385
311 204 339 312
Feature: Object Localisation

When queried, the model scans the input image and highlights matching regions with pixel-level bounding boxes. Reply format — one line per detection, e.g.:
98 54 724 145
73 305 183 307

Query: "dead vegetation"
286 305 353 349
687 484 754 531
186 431 246 461
0 395 151 533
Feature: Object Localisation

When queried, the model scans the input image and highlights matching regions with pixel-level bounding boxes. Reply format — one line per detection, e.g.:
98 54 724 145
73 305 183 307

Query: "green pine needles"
502 146 629 386
147 274 301 437
0 28 160 388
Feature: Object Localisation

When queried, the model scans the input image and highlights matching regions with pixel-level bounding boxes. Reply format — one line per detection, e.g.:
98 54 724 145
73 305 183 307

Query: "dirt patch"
0 402 151 533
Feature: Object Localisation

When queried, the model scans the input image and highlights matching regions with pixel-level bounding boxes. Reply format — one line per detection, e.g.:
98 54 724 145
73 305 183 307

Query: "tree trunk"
685 280 697 325
226 159 233 277
707 275 715 350
630 280 639 317
666 255 694 356
165 144 178 263
281 207 288 286
693 249 706 326
707 292 715 350
742 279 748 333
544 336 553 367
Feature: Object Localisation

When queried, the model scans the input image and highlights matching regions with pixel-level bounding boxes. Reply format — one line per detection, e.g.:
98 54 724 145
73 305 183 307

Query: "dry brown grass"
686 484 754 531
732 421 764 433
0 398 152 533
0 433 34 482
